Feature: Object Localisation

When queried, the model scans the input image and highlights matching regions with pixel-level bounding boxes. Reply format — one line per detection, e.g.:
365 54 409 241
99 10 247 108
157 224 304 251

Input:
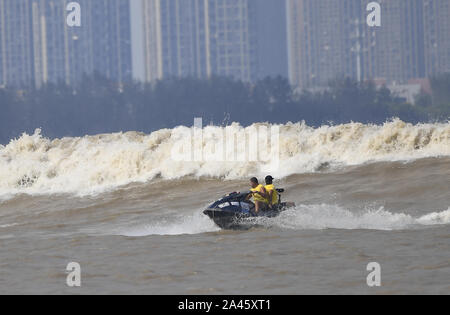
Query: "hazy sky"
130 0 145 81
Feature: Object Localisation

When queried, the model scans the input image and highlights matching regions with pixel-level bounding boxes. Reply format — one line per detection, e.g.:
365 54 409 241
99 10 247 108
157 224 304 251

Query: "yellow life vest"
265 184 279 205
251 184 268 204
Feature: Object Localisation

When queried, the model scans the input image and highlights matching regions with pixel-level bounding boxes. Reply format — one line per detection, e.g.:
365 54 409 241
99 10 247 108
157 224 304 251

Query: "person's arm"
255 187 268 200
268 189 274 207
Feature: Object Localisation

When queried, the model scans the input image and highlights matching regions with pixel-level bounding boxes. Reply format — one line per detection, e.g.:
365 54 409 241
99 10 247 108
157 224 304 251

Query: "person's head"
265 175 274 185
250 177 259 188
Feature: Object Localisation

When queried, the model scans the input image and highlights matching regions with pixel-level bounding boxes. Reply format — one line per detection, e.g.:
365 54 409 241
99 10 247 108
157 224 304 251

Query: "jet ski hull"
203 209 249 230
203 202 294 230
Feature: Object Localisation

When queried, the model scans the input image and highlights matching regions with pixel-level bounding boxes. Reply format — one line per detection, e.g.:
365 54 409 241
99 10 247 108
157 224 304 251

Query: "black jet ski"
203 189 295 230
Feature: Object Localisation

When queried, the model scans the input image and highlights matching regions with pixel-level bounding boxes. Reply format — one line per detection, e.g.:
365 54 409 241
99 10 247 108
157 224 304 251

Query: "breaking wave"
0 119 449 197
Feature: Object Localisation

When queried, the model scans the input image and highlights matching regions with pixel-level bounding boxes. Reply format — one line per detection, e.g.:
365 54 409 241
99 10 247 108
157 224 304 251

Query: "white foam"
117 212 220 237
416 209 450 225
250 205 450 231
0 223 18 228
0 119 449 198
111 206 450 237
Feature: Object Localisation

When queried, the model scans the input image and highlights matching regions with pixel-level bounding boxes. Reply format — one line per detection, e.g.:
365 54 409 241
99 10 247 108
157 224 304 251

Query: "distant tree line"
1 73 449 144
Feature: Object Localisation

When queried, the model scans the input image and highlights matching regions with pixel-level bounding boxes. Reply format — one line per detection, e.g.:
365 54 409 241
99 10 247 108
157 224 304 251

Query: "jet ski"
203 189 295 230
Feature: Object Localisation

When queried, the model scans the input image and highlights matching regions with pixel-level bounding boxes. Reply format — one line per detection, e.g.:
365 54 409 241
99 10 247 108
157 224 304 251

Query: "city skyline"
0 0 132 88
1 0 450 89
139 0 287 83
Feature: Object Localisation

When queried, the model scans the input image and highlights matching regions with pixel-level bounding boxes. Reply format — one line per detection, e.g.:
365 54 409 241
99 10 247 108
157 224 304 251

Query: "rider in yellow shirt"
264 175 279 209
248 177 269 214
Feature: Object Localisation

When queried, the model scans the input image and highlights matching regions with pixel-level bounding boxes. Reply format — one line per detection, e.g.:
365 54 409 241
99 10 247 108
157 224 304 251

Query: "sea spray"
0 119 449 198
113 206 450 236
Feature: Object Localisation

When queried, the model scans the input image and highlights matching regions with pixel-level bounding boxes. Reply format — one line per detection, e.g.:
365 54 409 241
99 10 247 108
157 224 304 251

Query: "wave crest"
0 119 449 196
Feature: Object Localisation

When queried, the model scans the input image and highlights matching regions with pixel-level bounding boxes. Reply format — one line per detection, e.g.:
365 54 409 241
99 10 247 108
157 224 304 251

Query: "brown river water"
0 158 449 294
0 121 449 294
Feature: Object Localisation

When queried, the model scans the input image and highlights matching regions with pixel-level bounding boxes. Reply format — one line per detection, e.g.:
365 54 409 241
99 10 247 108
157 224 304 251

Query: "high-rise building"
91 0 132 83
31 0 92 87
287 0 360 88
361 0 425 84
423 0 450 76
141 0 287 82
142 0 256 82
142 0 210 81
0 0 35 87
0 0 132 88
208 0 257 82
287 0 426 87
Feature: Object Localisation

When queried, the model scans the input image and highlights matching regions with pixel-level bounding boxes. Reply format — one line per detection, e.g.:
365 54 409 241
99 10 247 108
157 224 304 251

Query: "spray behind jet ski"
203 189 295 230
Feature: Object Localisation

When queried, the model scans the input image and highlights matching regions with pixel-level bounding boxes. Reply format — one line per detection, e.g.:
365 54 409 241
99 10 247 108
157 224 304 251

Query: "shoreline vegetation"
1 74 449 145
